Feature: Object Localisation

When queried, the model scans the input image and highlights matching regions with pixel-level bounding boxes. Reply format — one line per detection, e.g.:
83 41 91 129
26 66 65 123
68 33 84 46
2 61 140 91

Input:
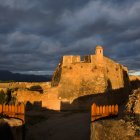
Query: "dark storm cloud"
0 0 140 75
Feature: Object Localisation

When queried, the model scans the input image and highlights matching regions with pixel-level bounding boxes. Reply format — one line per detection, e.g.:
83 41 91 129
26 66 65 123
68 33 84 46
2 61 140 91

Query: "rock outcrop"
90 119 139 140
125 88 140 115
90 88 140 140
0 118 23 140
129 75 140 90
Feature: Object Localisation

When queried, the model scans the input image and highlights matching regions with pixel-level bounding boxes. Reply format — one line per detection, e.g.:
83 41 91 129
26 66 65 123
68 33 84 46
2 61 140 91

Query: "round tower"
95 45 103 56
95 45 104 64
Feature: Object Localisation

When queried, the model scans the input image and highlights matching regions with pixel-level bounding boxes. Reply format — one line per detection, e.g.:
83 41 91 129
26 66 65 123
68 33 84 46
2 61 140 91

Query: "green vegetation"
0 90 6 104
11 87 18 93
5 89 12 104
28 85 43 93
0 89 16 104
0 80 15 83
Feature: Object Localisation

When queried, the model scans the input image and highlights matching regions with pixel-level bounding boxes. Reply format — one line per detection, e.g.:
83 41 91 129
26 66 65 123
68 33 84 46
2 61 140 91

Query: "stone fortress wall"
0 82 51 93
0 45 130 110
52 45 130 100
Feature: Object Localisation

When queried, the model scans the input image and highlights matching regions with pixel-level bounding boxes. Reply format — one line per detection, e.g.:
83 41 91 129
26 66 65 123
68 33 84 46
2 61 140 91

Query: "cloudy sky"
0 0 140 75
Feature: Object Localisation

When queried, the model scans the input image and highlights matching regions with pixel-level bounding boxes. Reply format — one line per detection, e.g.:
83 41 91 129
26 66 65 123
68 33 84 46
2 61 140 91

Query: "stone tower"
95 45 104 64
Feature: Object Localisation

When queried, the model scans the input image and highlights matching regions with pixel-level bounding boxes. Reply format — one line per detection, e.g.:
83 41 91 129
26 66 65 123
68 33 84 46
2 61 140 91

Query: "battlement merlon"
61 45 104 65
62 55 81 66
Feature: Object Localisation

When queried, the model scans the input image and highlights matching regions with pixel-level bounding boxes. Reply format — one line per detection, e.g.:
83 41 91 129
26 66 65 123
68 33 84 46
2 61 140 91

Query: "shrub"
9 96 16 104
0 89 17 104
11 88 18 93
0 90 6 104
28 85 43 93
0 80 15 83
5 89 12 104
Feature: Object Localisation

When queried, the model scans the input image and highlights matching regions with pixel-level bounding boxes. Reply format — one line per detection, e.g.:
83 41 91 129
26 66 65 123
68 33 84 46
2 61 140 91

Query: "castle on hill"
1 45 130 110
52 45 130 99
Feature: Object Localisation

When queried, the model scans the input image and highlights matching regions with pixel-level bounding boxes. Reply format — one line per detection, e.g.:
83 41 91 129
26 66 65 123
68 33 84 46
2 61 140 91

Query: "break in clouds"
0 0 140 75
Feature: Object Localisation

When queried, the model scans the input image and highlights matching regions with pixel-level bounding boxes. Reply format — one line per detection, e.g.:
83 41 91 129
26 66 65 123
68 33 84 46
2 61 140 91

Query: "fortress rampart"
52 45 130 100
0 45 130 110
61 45 104 65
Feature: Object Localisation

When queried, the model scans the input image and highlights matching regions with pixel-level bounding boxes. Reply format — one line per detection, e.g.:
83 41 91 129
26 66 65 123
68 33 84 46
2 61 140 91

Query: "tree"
5 89 12 104
0 90 6 104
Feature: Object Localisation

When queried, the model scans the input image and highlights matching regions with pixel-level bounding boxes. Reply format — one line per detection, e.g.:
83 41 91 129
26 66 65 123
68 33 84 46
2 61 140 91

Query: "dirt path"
26 111 90 140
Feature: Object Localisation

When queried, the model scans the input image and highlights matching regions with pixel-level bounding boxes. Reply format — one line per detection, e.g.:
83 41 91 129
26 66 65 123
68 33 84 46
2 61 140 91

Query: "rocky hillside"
91 119 137 140
91 88 140 140
125 88 140 115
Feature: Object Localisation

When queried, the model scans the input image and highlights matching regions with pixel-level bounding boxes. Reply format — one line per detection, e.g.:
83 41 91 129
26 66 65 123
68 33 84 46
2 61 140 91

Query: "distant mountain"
0 70 52 82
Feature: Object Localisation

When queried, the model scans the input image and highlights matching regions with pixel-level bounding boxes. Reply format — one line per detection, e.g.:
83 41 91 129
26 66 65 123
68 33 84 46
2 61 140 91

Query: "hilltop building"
0 45 130 110
52 45 130 99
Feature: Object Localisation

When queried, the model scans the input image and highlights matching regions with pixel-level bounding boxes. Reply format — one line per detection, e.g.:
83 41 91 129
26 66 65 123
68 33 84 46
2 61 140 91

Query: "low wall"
0 82 52 93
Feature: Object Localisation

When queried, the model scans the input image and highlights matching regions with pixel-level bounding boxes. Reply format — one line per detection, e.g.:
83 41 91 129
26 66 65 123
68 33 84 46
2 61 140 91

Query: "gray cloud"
0 0 140 75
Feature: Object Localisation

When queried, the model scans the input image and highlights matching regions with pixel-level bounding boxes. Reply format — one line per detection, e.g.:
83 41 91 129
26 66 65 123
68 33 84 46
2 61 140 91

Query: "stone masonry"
52 45 130 100
0 45 130 110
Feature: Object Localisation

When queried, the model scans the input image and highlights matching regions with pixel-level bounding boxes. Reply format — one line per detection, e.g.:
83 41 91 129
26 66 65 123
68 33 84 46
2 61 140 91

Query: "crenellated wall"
52 46 130 100
0 45 130 111
62 55 81 66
